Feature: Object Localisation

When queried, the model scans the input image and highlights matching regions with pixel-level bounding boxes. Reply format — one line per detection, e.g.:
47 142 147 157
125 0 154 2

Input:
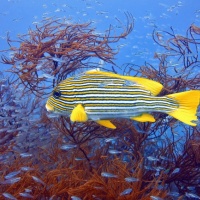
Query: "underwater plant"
0 14 200 200
1 13 133 97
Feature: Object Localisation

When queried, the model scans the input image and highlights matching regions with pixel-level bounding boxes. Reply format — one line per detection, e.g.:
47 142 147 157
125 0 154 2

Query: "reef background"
0 0 200 199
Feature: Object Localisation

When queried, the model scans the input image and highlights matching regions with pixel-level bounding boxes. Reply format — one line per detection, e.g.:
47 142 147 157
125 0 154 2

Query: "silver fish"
101 172 118 178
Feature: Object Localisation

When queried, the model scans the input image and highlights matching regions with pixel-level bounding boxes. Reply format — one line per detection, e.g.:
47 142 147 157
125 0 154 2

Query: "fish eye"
53 90 61 99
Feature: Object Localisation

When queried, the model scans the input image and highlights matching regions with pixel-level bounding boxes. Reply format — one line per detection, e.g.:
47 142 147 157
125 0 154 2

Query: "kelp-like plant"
1 13 134 97
0 15 200 199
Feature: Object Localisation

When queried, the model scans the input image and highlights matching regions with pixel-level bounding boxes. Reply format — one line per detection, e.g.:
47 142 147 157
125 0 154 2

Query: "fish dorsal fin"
128 77 163 96
70 104 88 122
131 113 156 122
96 120 116 129
86 70 163 96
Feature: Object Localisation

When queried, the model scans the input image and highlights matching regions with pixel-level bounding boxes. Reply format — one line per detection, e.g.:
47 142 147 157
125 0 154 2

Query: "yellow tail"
167 90 200 126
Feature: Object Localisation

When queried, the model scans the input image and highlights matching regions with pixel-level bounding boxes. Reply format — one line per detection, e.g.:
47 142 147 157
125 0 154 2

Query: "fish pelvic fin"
167 90 200 126
70 104 88 122
86 70 163 96
96 120 116 129
131 113 156 122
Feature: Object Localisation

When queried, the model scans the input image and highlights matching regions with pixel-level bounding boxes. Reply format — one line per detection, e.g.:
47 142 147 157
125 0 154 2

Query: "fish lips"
45 103 54 112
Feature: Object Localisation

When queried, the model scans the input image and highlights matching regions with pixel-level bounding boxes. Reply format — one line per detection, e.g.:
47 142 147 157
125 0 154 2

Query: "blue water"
0 0 199 70
0 0 200 199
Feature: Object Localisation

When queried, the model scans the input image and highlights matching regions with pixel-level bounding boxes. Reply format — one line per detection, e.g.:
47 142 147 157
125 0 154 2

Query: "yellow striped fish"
46 69 200 129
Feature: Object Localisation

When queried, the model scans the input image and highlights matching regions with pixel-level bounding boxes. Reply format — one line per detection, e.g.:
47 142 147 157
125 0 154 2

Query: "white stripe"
62 94 150 98
76 100 173 105
61 83 124 87
85 105 175 110
60 87 148 92
60 82 99 87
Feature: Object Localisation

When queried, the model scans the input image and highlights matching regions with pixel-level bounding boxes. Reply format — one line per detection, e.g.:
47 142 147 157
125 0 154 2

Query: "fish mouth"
45 103 54 112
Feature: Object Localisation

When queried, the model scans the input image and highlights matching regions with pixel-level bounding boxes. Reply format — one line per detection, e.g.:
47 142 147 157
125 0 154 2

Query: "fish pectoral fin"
131 113 155 122
70 104 88 122
96 120 116 129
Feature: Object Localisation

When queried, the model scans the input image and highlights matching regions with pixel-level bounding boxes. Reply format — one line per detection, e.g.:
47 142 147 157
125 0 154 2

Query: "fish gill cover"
0 4 200 200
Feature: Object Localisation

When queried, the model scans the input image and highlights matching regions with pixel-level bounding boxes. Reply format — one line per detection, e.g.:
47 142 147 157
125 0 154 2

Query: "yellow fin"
131 113 156 122
128 76 163 96
167 90 200 126
96 120 116 129
86 70 163 96
70 104 88 122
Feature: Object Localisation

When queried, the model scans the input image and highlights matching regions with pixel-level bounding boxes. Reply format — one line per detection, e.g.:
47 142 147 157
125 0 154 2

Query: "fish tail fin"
167 90 200 126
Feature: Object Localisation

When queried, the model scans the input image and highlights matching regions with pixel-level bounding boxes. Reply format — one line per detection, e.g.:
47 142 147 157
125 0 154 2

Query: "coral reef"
0 14 200 200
